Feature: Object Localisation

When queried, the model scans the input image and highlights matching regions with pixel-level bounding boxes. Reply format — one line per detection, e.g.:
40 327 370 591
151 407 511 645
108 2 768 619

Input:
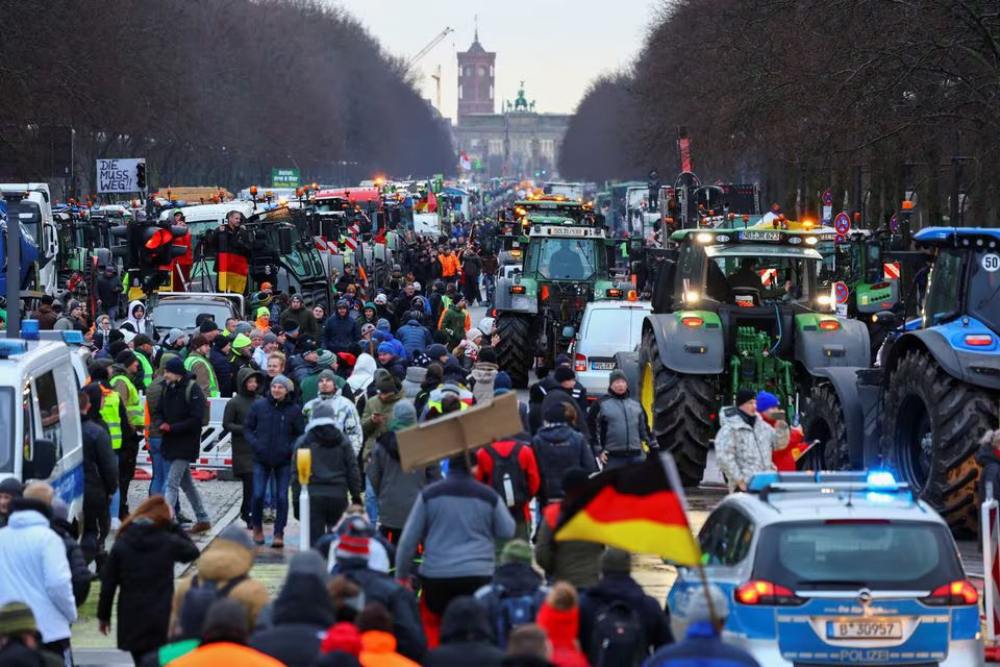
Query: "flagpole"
659 452 721 629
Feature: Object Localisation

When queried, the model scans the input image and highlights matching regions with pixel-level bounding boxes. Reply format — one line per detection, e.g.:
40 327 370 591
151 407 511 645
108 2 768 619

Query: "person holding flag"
216 209 252 294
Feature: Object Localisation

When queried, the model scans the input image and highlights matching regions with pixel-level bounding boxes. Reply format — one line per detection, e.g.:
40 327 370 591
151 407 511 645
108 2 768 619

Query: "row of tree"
561 0 1000 225
0 0 454 194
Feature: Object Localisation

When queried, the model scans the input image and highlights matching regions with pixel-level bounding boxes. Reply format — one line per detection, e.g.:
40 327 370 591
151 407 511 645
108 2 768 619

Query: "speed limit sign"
983 253 1000 272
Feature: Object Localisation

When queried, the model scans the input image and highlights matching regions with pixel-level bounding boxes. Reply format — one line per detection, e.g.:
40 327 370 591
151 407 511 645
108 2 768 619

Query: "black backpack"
588 600 647 667
486 442 530 510
494 586 545 648
178 574 247 637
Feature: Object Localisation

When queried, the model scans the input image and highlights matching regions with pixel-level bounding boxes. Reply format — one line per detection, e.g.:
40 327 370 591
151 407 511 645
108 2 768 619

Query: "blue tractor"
809 227 1000 532
0 200 41 295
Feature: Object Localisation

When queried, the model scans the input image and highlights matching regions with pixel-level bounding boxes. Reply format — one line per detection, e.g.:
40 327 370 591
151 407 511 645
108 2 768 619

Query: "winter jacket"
536 602 588 667
361 389 404 460
359 630 418 667
245 395 305 468
294 422 362 499
296 363 325 403
438 252 460 278
98 520 199 654
280 305 321 341
764 412 806 472
209 348 234 398
339 563 426 662
96 273 122 310
348 353 377 397
169 642 284 667
474 563 547 646
534 502 603 590
154 373 207 462
31 304 58 329
438 304 469 349
528 377 588 434
474 440 541 523
532 424 597 504
396 319 433 358
185 351 218 398
0 502 77 642
324 312 361 352
461 252 482 278
303 392 364 456
714 407 777 491
51 516 91 606
424 595 505 667
124 299 150 335
644 620 761 666
223 368 265 476
588 389 650 458
578 574 673 662
369 431 441 529
249 572 335 667
468 361 499 405
82 415 118 505
396 468 516 580
376 349 408 381
401 365 426 399
171 536 271 634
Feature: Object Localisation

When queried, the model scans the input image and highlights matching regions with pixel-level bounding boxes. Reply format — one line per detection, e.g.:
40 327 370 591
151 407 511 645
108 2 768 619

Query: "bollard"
297 448 312 552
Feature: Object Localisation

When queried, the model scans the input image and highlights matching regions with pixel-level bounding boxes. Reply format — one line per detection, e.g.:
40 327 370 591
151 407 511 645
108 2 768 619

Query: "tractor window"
923 249 964 326
537 239 597 281
969 249 1000 333
712 256 811 305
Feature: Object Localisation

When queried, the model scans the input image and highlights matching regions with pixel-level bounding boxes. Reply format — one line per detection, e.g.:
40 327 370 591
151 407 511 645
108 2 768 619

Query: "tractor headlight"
684 290 700 304
816 294 833 308
804 236 819 246
695 232 714 244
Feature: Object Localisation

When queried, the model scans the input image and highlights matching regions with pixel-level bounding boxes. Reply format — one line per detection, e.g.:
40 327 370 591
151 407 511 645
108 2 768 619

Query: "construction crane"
409 27 454 114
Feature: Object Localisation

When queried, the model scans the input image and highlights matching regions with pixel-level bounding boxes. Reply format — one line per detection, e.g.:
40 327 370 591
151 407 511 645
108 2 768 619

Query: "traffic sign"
833 211 851 237
271 168 300 188
834 281 849 304
822 189 833 206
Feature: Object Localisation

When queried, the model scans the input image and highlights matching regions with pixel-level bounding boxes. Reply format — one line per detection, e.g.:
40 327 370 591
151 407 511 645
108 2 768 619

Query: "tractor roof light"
683 290 700 305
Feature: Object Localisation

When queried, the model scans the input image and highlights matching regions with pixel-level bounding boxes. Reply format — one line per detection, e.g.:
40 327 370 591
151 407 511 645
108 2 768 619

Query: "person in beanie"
302 369 363 454
756 390 804 472
324 299 361 354
534 469 604 589
714 389 779 492
368 399 441 544
644 585 760 666
295 402 363 546
97 496 199 664
535 582 588 667
468 346 499 405
132 334 157 389
0 477 22 528
223 367 264 528
361 372 404 523
474 540 548 649
474 437 541 540
209 335 235 398
587 369 652 469
423 596 505 667
245 373 305 547
532 402 597 506
0 602 56 665
578 548 673 664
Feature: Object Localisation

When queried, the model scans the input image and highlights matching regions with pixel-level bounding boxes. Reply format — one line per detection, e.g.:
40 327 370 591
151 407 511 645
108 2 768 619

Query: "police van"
0 335 86 522
668 470 983 666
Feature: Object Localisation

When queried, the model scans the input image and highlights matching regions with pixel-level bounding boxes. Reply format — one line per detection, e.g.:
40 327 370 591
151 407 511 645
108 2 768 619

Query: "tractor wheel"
802 382 851 470
881 349 998 534
495 314 532 388
640 329 714 485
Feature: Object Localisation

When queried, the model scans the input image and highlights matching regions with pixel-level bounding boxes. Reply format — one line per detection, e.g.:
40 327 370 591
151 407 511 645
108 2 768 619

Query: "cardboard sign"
397 392 521 472
97 158 144 193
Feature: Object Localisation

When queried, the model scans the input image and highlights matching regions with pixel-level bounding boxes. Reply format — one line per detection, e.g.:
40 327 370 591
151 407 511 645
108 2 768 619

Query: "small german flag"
217 251 248 294
554 453 702 566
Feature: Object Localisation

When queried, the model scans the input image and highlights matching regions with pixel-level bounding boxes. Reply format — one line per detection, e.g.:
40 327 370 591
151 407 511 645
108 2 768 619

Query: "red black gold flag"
216 230 249 294
554 453 702 566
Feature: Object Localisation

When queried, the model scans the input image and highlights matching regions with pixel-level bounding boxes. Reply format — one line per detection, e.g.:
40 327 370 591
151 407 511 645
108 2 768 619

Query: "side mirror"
277 227 293 254
874 310 899 326
31 438 57 480
561 325 576 339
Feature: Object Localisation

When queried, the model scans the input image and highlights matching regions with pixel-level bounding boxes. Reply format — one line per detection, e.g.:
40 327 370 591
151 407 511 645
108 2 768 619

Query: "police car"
668 471 983 666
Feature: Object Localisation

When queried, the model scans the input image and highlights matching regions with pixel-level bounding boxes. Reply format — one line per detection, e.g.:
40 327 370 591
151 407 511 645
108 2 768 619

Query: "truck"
0 184 59 294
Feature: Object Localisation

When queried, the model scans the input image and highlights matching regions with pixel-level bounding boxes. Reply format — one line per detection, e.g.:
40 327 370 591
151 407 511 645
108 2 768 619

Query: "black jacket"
209 348 234 398
52 516 92 607
154 373 207 462
250 572 335 667
340 563 426 661
97 520 199 654
578 573 674 662
294 423 362 499
528 378 588 435
532 423 597 503
222 367 263 476
424 595 504 667
82 416 118 505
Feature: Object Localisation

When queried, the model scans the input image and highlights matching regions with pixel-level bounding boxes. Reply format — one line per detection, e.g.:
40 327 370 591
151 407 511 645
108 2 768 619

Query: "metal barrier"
136 397 233 471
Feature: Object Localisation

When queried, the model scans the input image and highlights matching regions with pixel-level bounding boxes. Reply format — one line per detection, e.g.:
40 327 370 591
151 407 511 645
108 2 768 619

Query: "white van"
0 338 84 522
0 183 60 294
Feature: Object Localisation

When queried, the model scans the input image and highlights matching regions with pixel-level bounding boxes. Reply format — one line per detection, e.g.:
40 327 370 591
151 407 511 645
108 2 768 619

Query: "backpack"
588 600 646 667
494 587 544 648
486 442 530 510
178 574 247 637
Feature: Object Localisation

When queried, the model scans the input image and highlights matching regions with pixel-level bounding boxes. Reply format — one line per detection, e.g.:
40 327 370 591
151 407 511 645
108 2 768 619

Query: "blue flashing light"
866 470 897 489
20 319 39 341
748 472 780 492
0 339 28 357
60 330 84 345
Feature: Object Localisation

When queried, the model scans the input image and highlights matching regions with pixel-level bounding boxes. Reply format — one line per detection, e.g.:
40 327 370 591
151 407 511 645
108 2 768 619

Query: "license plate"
591 361 615 370
826 619 903 640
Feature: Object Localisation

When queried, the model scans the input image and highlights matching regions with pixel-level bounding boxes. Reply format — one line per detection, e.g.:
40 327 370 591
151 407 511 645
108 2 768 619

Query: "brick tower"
457 26 495 119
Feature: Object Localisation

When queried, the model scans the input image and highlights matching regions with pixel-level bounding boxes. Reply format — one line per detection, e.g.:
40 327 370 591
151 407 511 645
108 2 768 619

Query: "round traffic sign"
835 281 849 304
833 212 851 236
822 189 833 206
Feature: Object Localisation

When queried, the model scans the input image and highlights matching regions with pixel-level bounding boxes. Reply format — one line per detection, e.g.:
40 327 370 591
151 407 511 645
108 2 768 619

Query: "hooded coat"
245 394 305 468
82 413 118 506
98 520 199 654
324 310 361 352
294 422 362 499
532 424 597 503
223 367 264 476
154 371 207 462
423 596 505 667
124 299 150 335
536 601 588 667
468 361 499 405
368 431 441 529
249 572 335 667
578 573 674 662
347 353 377 398
714 407 778 491
401 365 426 399
396 319 433 358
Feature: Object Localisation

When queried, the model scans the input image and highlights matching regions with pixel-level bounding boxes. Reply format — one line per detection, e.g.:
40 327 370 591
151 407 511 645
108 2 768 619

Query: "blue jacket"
643 621 760 666
244 396 305 468
374 330 407 360
323 312 360 352
396 320 433 358
532 423 597 503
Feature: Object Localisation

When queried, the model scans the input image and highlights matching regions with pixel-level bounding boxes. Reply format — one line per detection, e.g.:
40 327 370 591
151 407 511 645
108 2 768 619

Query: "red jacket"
762 414 807 471
475 439 541 522
536 601 589 667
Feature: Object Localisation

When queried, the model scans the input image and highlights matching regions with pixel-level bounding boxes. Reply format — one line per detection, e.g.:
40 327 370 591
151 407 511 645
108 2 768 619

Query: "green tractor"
493 220 630 387
625 227 871 485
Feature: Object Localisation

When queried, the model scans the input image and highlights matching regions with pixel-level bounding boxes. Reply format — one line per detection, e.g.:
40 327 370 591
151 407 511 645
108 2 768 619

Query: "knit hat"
391 399 417 429
0 477 23 498
318 369 337 385
375 372 397 394
601 547 632 575
165 328 187 345
685 584 730 622
270 374 292 392
376 342 394 355
427 343 448 360
133 334 154 348
316 349 336 367
165 356 185 375
500 539 533 566
609 369 628 386
543 401 567 424
477 347 497 364
320 622 362 656
217 524 254 551
263 332 278 344
232 333 252 351
114 350 137 367
374 293 388 305
234 321 253 335
335 516 373 563
212 336 231 351
257 306 270 318
553 366 576 383
376 318 391 332
494 371 512 392
410 350 431 367
289 550 329 583
0 602 37 635
290 294 303 303
735 388 756 408
755 390 780 413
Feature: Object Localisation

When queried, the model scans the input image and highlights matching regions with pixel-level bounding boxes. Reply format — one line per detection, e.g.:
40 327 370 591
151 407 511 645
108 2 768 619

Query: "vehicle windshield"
313 200 350 214
0 387 13 473
754 521 961 590
709 252 815 304
583 306 651 345
152 302 233 331
535 238 598 280
970 249 1000 333
923 248 964 326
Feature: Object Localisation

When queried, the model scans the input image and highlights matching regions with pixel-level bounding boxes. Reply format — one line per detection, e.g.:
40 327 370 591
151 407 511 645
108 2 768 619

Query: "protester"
302 369 364 454
0 477 22 528
473 540 547 649
124 299 151 335
185 334 221 398
474 438 541 540
715 389 779 492
209 336 235 397
97 496 199 665
587 370 651 469
110 349 144 518
0 602 58 666
325 299 362 354
50 499 91 607
360 373 404 522
438 294 470 349
79 385 117 563
169 598 283 666
423 596 505 667
396 316 433 359
534 469 603 589
504 623 555 667
755 390 805 472
220 367 260 528
535 582 588 667
469 346 499 404
356 601 419 667
532 402 597 506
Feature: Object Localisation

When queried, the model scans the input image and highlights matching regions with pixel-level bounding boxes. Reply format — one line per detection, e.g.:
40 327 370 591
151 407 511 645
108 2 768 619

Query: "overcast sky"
330 0 661 120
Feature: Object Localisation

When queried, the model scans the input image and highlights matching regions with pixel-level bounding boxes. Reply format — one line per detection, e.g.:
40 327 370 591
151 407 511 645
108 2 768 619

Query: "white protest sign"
96 158 144 193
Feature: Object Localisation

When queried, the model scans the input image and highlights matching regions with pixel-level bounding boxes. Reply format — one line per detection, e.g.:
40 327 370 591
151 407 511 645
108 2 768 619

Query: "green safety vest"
135 351 154 390
99 388 123 450
184 354 220 398
110 373 144 429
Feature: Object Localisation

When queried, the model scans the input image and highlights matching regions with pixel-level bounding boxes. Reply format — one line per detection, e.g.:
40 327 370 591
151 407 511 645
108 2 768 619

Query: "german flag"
554 454 702 565
216 230 249 294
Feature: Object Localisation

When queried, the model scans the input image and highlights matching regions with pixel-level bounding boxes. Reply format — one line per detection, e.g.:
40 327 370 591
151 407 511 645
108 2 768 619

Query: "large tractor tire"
639 329 714 486
495 314 532 388
802 382 851 470
882 349 998 534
